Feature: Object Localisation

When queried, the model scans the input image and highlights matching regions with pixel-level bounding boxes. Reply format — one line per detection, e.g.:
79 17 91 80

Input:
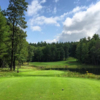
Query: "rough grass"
0 76 100 100
1 66 100 79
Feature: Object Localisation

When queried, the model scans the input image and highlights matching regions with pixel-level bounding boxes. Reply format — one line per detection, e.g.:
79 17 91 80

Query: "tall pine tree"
5 0 28 70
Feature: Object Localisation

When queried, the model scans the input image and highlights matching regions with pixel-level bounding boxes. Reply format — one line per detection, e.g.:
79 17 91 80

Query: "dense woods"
29 42 77 62
29 34 100 66
0 0 100 71
76 34 100 65
28 34 100 66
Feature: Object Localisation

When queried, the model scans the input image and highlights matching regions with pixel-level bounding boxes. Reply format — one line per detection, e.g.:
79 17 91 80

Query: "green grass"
0 68 64 77
0 57 100 100
19 70 64 77
29 57 99 69
29 57 77 68
0 76 100 100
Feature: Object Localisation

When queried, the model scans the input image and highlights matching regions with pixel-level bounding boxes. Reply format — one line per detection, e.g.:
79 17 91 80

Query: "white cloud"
72 6 87 13
41 0 46 3
59 6 87 19
55 0 59 3
27 0 61 31
29 16 60 27
59 1 100 42
49 1 100 42
29 15 61 31
45 39 57 43
28 5 87 32
28 0 100 37
31 26 41 31
63 18 72 27
27 0 46 16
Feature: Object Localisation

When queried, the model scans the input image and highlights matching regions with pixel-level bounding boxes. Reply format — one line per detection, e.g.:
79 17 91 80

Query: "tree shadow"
15 74 59 77
64 60 81 65
44 68 100 75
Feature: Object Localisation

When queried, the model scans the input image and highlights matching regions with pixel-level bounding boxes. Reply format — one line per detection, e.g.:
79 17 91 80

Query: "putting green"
0 76 100 100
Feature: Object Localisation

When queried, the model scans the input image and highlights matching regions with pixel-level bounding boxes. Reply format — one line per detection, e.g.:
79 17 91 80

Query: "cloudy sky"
0 0 100 43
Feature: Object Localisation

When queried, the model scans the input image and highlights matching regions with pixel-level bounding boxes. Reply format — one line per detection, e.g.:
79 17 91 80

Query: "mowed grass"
19 70 64 77
0 76 100 100
29 57 99 68
29 57 77 68
0 57 100 100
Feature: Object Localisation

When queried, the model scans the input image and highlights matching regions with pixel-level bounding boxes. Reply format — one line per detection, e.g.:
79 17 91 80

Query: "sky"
0 0 100 43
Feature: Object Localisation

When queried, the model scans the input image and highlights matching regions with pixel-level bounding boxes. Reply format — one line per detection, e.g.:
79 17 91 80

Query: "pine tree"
5 0 28 70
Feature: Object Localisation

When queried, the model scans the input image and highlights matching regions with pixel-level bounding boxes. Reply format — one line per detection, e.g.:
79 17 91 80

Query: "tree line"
76 34 100 65
0 0 100 71
28 42 77 62
29 34 100 66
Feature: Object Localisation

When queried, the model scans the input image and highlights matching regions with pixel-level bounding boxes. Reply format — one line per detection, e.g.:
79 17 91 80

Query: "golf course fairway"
0 75 100 100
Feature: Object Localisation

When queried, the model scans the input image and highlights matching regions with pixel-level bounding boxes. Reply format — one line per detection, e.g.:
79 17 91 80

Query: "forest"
29 34 100 66
0 0 100 71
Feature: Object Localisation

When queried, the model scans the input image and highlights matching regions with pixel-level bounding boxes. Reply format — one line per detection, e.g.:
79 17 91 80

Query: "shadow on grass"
16 74 59 77
44 68 100 75
64 60 81 65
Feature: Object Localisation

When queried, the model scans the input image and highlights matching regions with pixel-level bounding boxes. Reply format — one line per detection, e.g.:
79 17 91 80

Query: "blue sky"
0 0 100 43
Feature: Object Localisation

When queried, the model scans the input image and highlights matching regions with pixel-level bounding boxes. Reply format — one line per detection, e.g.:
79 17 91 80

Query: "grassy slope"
29 57 77 68
0 76 100 100
29 57 98 68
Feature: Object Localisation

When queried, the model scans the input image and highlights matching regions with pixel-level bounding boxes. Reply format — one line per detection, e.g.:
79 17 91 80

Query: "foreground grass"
0 66 100 100
0 76 100 100
0 57 100 100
